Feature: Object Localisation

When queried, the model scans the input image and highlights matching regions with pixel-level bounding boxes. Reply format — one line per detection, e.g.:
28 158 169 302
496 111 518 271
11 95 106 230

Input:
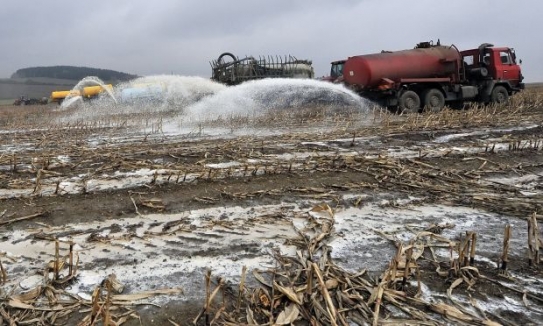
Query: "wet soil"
2 103 543 325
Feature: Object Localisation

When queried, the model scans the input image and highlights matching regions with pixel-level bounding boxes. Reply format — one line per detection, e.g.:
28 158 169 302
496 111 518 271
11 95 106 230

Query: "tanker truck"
211 52 314 85
119 83 165 104
50 84 113 104
328 41 524 113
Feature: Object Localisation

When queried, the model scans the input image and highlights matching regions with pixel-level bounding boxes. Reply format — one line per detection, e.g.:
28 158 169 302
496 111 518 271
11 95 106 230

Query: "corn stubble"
1 89 543 324
205 204 540 325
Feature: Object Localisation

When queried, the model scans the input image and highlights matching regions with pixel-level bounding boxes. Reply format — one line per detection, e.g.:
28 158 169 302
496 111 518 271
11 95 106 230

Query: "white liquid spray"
58 75 371 136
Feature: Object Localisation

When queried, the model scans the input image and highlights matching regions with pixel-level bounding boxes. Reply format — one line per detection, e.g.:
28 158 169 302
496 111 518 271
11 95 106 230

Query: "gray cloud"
0 0 540 81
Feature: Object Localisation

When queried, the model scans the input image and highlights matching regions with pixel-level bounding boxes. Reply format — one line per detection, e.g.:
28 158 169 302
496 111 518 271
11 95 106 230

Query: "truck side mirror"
519 59 522 65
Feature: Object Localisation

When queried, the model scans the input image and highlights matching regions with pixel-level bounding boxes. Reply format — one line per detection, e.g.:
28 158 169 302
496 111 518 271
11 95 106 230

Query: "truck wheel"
491 86 509 104
423 89 445 113
399 90 421 114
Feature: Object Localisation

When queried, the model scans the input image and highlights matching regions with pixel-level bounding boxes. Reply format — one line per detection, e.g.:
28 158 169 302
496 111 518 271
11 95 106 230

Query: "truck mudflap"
385 97 399 107
481 81 497 102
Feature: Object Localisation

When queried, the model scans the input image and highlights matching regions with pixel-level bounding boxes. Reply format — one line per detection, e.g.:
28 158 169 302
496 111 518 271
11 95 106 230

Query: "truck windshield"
500 51 513 64
510 49 517 63
331 63 344 78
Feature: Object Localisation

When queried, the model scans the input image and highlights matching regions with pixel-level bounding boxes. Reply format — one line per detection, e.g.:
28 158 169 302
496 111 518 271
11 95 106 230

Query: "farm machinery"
13 96 48 106
211 52 314 85
50 84 113 104
119 83 165 104
325 40 524 112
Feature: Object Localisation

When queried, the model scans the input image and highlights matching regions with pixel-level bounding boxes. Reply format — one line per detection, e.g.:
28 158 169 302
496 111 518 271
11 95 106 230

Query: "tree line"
11 66 138 82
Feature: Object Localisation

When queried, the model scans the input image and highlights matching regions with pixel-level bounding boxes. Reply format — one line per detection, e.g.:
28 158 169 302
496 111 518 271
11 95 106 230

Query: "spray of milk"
57 75 370 136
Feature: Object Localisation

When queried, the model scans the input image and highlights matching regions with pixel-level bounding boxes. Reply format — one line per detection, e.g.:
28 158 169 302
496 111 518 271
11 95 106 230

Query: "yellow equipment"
51 90 78 102
82 84 113 98
50 84 113 102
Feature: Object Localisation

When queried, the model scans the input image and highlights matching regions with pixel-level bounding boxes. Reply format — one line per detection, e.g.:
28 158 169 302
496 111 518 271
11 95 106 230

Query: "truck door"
496 50 521 87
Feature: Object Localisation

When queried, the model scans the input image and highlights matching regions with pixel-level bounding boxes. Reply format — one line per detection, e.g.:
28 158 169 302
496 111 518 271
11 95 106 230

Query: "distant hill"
0 78 73 101
1 77 77 86
11 66 138 83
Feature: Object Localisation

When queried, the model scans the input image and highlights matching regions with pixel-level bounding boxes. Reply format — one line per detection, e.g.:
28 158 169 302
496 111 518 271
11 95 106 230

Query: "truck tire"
422 89 445 113
399 90 421 114
491 86 509 104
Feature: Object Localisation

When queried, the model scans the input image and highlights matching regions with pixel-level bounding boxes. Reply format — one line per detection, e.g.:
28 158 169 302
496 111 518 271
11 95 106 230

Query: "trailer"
119 83 165 104
211 52 314 86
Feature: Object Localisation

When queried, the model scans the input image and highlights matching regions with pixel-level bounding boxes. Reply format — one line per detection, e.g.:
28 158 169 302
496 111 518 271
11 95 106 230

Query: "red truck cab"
461 45 524 90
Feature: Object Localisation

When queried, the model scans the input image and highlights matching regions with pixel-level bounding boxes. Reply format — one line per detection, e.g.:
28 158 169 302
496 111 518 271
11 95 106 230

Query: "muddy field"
1 85 543 325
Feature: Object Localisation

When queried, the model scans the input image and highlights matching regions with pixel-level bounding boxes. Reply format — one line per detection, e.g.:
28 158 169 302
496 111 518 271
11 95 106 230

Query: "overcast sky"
1 0 541 82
